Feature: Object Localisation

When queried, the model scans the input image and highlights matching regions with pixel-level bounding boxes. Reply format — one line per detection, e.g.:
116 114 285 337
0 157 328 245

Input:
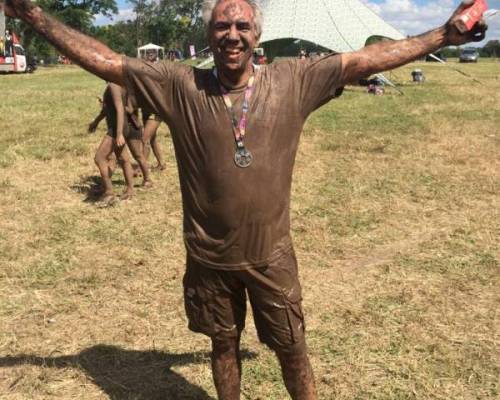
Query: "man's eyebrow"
213 19 251 27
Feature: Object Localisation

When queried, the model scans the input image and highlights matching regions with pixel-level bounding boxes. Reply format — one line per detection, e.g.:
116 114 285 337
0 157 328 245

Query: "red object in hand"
455 0 488 33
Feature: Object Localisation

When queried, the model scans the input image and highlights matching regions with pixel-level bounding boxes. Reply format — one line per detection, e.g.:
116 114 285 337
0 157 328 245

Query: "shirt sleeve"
297 53 345 118
122 56 189 123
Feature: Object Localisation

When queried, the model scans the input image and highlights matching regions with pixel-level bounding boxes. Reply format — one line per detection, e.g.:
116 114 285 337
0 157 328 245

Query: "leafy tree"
90 20 137 56
127 0 206 56
8 0 118 59
482 40 500 58
7 0 209 61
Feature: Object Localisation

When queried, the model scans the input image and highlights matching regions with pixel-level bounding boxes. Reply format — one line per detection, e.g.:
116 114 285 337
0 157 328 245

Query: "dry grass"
0 60 499 399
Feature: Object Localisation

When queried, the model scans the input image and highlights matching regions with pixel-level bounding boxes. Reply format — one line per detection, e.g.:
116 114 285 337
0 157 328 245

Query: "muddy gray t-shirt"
123 54 344 270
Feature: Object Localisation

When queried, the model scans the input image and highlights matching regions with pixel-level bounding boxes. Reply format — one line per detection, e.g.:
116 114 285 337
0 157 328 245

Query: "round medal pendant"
234 147 253 168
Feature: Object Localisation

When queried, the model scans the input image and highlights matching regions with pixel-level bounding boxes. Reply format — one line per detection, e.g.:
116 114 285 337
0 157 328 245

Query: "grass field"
0 59 499 400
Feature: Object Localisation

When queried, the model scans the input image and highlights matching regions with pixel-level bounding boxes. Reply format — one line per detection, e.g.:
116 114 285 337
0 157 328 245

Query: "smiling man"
3 0 487 398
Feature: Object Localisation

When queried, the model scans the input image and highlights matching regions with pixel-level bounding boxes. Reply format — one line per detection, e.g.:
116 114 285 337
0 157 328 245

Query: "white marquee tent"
198 0 413 81
137 43 165 60
259 0 405 52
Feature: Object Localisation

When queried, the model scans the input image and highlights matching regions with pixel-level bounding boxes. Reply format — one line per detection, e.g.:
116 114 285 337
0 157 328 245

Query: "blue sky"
362 0 499 44
96 0 500 46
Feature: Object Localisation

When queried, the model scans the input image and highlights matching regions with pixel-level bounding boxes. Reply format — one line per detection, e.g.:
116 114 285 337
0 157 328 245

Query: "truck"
0 40 29 73
1 2 30 73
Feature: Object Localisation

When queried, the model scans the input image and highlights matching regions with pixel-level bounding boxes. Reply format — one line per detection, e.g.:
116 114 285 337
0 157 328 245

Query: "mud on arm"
4 0 124 84
339 0 487 85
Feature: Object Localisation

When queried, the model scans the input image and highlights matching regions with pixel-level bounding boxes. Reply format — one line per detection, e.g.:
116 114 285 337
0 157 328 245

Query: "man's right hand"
4 0 124 85
3 0 37 20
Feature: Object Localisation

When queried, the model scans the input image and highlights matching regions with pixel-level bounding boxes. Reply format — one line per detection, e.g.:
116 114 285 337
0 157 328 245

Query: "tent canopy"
259 0 405 53
138 43 164 51
137 43 165 59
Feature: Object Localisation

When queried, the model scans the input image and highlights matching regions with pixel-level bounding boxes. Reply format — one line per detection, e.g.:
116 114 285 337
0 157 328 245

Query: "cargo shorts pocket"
284 290 305 344
252 283 306 350
183 283 216 337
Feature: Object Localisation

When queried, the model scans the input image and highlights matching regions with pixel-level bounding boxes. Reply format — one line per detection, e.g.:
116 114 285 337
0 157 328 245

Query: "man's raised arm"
4 0 124 84
340 0 487 85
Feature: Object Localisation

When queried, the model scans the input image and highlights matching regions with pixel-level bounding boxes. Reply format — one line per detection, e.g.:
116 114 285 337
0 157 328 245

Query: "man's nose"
227 24 240 41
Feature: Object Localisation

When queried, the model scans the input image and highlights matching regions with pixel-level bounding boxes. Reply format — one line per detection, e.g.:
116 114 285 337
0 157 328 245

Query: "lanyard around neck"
219 76 255 146
213 67 258 147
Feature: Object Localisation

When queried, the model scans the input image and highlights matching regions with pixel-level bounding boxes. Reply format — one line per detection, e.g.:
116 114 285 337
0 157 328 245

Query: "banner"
0 2 5 57
0 2 5 42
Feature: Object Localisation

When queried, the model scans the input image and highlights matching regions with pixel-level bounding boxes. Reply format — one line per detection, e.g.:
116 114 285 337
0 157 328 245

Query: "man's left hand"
445 0 488 46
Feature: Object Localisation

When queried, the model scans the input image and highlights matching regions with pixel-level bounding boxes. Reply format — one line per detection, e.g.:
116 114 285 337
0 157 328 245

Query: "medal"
234 147 253 168
216 70 256 168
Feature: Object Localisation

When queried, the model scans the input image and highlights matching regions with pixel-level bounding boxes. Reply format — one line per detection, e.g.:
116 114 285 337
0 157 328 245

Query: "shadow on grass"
0 344 257 399
71 175 126 204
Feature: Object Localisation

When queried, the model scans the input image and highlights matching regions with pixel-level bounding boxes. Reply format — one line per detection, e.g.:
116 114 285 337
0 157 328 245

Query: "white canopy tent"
259 0 405 52
137 43 165 60
259 0 410 92
198 0 413 89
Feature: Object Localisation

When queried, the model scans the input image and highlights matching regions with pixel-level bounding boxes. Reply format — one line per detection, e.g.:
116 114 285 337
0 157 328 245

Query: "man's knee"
211 336 240 356
274 339 308 361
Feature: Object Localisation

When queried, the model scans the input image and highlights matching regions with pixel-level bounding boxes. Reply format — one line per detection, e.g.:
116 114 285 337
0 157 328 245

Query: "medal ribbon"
219 75 255 148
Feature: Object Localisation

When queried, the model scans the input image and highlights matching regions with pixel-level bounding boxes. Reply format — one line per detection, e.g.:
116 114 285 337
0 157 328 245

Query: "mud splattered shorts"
183 250 306 354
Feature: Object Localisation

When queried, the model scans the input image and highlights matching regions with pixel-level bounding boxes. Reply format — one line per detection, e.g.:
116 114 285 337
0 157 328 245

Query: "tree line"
440 41 500 58
7 1 499 62
9 0 206 62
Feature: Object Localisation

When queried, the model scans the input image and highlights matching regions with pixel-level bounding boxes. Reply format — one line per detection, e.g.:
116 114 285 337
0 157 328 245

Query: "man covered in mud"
4 0 486 398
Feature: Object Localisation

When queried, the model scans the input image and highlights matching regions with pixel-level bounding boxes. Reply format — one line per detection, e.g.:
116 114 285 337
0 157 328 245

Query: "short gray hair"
202 0 263 39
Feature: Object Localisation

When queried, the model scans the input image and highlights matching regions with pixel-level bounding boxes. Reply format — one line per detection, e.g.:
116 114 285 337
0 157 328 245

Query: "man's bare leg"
150 131 166 170
211 336 242 400
94 135 115 200
107 152 117 175
127 137 152 187
143 119 165 170
114 144 135 200
276 348 317 400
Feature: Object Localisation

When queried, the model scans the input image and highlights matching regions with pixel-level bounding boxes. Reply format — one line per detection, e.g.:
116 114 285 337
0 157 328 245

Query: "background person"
4 29 13 56
89 83 152 202
142 109 166 171
145 49 158 63
90 83 136 202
